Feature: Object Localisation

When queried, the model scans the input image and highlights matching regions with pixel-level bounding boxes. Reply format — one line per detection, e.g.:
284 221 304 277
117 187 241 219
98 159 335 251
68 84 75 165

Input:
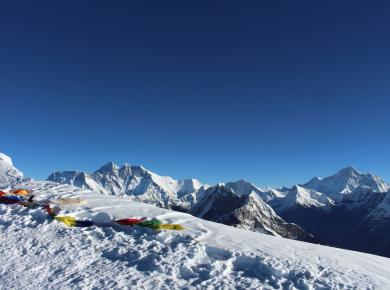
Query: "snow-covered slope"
274 185 334 211
47 170 107 194
0 152 23 187
1 179 390 289
303 166 390 201
192 184 316 242
342 186 387 212
48 162 205 210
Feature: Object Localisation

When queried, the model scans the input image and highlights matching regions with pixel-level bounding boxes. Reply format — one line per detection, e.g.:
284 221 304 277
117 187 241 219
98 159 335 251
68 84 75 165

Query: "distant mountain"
302 166 390 201
367 190 390 220
355 192 390 257
341 185 387 212
48 162 206 210
47 170 107 193
191 184 316 242
273 167 390 257
0 153 24 188
48 164 315 242
272 185 334 212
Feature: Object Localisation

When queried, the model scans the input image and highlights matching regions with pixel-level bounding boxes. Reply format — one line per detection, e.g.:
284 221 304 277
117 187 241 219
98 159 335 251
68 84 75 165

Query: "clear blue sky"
1 1 389 187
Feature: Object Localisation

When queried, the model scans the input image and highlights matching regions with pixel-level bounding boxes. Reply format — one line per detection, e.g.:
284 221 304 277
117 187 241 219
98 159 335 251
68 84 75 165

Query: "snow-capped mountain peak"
224 179 286 202
340 165 358 173
277 185 334 211
177 178 204 197
95 161 119 175
0 152 23 187
302 166 390 200
0 153 13 167
225 179 261 196
48 162 205 209
192 184 315 241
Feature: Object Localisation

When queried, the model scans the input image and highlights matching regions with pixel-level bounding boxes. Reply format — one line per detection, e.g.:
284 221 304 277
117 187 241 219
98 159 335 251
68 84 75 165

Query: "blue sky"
1 1 389 187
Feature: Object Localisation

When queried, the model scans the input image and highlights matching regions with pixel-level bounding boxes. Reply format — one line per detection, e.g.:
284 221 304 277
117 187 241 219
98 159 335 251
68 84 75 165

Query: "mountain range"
2 152 390 289
47 160 390 257
48 163 314 242
48 162 206 210
2 152 390 256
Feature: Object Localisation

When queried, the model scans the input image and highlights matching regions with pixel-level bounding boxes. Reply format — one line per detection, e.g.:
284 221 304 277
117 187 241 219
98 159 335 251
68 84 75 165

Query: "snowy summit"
0 152 23 187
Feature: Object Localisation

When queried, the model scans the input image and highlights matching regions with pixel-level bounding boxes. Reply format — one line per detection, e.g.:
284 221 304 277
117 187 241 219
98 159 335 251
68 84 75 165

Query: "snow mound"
1 180 390 289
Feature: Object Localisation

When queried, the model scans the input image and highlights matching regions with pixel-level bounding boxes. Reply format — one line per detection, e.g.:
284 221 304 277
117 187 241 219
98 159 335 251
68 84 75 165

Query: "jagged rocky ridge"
48 161 390 257
48 162 206 210
192 184 316 242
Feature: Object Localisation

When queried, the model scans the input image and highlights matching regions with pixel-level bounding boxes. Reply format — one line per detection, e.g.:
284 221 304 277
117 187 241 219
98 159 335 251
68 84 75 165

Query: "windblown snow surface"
1 180 390 289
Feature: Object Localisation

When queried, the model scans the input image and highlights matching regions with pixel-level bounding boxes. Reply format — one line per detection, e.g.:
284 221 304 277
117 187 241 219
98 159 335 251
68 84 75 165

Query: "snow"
1 179 390 289
48 162 205 209
0 152 13 167
192 184 314 241
224 180 286 202
276 185 335 211
0 152 23 188
303 167 390 201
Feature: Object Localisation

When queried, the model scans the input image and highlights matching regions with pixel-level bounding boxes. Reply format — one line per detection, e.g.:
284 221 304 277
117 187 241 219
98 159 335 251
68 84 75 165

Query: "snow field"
1 180 390 289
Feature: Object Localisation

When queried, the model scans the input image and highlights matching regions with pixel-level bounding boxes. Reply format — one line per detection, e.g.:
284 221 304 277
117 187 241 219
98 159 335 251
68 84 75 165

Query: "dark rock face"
350 219 390 257
279 206 355 247
192 186 244 223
